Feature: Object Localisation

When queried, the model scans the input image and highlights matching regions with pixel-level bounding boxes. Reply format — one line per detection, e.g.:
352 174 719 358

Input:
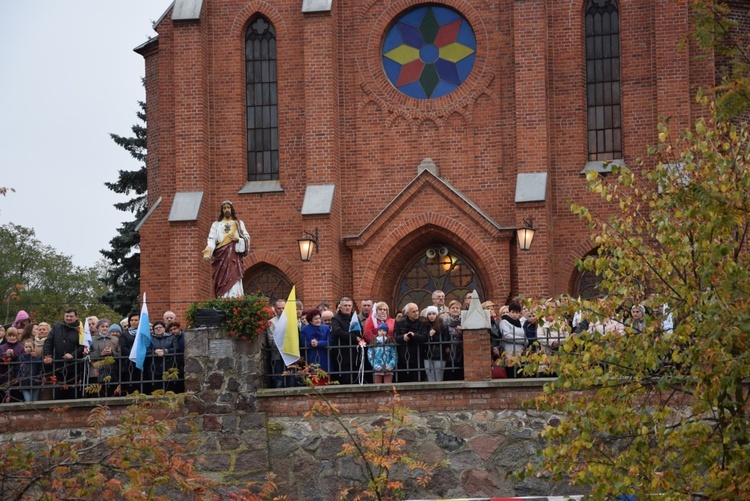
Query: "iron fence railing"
0 353 184 403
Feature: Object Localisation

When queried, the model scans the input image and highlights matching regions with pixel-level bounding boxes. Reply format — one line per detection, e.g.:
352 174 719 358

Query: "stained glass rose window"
382 5 476 99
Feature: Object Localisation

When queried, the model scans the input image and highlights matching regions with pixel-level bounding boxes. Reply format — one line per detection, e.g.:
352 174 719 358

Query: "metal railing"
0 353 184 403
262 336 465 387
261 327 573 387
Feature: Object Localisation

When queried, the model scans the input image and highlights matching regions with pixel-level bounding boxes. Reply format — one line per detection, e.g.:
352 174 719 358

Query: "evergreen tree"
100 101 147 317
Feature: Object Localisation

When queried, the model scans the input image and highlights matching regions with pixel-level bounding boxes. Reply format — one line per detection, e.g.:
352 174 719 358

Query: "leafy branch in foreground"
520 105 750 500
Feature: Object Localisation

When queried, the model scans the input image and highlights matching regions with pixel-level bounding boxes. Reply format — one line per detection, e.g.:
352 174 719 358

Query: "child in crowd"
443 300 464 380
18 339 42 402
423 306 449 382
368 324 397 384
1 328 26 402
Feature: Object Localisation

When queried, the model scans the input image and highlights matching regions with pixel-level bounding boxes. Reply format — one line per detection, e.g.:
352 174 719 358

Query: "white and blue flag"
129 293 151 370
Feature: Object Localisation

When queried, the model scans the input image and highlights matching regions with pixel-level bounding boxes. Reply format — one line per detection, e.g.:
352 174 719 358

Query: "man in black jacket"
394 303 429 382
43 308 85 399
331 297 362 384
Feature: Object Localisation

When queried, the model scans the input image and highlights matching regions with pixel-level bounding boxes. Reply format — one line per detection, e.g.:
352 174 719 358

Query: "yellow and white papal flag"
272 286 301 366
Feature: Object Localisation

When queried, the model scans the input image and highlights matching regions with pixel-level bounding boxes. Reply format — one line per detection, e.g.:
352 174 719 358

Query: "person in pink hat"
12 310 31 330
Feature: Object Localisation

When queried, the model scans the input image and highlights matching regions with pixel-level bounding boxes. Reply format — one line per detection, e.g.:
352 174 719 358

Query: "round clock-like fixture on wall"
382 5 477 99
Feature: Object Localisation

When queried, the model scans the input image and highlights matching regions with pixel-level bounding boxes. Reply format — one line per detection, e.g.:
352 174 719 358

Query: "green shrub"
185 294 274 342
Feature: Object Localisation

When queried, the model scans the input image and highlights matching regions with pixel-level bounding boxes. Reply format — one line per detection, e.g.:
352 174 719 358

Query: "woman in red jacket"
363 301 396 344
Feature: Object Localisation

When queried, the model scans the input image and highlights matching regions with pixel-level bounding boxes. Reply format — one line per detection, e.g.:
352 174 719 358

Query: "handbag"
194 308 227 327
491 365 507 379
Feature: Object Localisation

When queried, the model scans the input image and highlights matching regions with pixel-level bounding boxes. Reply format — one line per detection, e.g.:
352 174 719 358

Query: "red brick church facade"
135 0 716 315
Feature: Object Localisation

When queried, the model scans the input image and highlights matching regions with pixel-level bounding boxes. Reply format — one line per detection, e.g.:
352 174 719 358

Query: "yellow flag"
78 321 86 345
273 286 300 366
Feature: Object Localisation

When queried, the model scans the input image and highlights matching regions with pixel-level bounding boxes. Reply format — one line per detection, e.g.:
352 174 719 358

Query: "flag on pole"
82 319 93 347
273 286 301 367
362 305 378 338
78 321 92 355
130 293 151 370
349 311 362 334
78 321 86 346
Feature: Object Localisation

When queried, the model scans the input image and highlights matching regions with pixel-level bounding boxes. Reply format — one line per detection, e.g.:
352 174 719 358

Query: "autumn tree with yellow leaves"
523 103 750 499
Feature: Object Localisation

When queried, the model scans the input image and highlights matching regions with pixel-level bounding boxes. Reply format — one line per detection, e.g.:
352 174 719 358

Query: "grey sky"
0 0 172 268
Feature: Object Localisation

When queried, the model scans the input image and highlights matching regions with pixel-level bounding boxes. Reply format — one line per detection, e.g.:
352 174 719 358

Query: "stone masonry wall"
179 327 578 498
1 328 577 499
264 407 580 500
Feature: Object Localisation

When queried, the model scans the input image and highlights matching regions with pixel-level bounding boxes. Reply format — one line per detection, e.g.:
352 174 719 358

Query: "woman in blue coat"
301 309 331 372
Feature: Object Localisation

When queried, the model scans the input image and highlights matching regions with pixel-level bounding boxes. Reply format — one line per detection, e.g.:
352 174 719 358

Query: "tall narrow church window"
585 0 621 161
246 17 278 181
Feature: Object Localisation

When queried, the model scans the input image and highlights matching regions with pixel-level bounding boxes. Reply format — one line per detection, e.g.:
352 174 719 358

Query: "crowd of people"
264 291 659 387
0 308 185 403
0 292 659 400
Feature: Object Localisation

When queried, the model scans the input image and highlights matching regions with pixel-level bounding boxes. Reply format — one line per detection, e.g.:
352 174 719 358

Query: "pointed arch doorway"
394 246 484 312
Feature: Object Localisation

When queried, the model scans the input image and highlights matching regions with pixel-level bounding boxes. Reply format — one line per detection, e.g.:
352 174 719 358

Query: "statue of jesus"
202 200 251 298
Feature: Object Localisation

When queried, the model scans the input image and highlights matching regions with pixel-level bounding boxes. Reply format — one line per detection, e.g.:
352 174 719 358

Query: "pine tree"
100 101 147 316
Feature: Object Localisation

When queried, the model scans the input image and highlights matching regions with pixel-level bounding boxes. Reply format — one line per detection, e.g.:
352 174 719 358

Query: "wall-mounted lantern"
298 228 319 262
516 218 536 251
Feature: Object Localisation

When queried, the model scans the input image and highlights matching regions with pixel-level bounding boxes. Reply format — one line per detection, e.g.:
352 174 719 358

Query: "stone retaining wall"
180 327 578 499
1 327 579 499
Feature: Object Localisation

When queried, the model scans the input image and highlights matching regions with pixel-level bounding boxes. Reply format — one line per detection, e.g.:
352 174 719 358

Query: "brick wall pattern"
136 0 716 317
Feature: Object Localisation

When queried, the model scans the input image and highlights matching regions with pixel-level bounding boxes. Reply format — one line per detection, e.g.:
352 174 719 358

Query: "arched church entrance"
243 264 292 303
394 246 484 312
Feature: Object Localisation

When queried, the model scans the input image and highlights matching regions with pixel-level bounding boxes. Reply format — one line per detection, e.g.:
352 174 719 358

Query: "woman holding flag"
301 309 331 372
363 302 395 344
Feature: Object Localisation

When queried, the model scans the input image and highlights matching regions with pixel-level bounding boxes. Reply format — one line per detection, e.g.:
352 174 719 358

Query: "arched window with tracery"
573 268 604 299
395 247 483 311
586 0 622 161
572 249 604 299
245 16 279 181
243 264 292 303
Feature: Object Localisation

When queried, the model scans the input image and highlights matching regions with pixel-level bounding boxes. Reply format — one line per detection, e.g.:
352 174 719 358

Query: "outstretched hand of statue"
202 247 212 261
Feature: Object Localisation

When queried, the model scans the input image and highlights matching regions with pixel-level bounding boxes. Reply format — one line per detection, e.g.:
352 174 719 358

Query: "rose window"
382 5 476 99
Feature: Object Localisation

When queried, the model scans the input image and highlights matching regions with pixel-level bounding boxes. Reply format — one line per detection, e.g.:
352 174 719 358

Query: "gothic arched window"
572 249 605 299
243 264 291 303
573 268 604 300
586 0 622 161
245 17 279 181
395 247 483 311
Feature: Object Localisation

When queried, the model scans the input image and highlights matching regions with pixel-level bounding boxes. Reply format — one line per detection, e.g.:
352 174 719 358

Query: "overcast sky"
0 0 173 268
